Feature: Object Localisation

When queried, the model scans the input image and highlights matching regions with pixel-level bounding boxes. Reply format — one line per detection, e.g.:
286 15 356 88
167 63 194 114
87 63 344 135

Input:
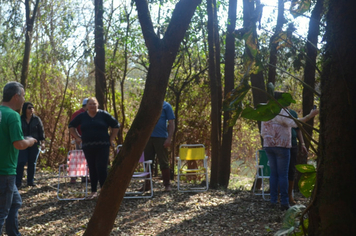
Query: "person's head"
82 98 88 108
3 82 24 102
2 81 25 110
21 102 34 118
86 97 99 113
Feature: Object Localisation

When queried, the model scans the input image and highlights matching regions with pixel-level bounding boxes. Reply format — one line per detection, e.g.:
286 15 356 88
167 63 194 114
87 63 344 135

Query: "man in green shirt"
0 81 37 236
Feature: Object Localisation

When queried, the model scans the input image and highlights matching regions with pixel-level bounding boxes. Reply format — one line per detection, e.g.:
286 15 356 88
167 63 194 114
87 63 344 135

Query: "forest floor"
14 170 309 236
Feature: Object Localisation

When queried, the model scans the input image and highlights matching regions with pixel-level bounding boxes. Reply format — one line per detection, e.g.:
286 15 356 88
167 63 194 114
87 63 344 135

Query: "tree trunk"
207 0 222 189
302 0 324 147
95 0 106 110
84 1 202 235
20 0 40 89
219 0 237 188
267 0 285 85
243 0 267 191
308 0 356 235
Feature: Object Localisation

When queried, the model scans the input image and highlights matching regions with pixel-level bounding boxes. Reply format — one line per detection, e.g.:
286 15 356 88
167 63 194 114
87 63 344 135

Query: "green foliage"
296 164 316 198
275 205 307 236
224 87 296 125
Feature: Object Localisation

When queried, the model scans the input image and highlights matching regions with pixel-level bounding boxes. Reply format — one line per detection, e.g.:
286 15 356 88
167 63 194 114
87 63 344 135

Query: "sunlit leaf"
296 164 315 173
298 172 316 198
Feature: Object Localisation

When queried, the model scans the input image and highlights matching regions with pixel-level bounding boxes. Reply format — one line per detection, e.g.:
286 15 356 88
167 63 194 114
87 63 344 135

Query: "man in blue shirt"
144 101 175 192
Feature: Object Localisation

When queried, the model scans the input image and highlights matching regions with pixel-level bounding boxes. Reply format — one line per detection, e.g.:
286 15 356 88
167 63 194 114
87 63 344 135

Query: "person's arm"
37 117 46 150
109 127 120 147
296 129 308 154
164 119 175 148
13 137 37 150
298 109 319 123
69 127 82 146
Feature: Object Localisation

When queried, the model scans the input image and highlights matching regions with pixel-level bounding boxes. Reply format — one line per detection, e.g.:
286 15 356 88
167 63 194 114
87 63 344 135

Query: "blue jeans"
16 145 40 186
264 147 290 206
0 175 22 236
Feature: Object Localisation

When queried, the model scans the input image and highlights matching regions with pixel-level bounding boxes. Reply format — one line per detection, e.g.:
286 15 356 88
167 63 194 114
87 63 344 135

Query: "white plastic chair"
252 149 270 200
116 145 153 198
57 150 89 200
176 144 209 192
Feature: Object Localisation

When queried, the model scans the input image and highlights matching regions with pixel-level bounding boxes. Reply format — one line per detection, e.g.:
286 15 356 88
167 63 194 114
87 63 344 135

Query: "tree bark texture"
302 0 324 147
84 1 202 235
296 0 324 191
95 0 106 110
243 0 266 191
21 0 40 89
267 0 285 85
207 0 222 189
308 0 356 235
219 0 237 188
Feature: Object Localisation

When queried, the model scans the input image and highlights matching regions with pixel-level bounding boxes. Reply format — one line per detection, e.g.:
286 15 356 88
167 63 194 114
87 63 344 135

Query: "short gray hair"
2 81 24 102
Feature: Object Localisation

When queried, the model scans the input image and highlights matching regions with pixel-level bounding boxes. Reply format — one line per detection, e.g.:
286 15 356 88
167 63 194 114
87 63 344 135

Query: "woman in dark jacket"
69 97 119 198
16 102 45 188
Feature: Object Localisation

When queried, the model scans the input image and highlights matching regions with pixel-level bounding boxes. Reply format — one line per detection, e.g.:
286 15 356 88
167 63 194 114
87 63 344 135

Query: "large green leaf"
241 103 281 121
296 164 316 173
241 93 296 121
298 172 316 198
275 205 307 236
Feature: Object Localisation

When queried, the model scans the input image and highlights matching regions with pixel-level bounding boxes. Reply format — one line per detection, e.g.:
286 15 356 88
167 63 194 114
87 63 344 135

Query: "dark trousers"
82 146 109 193
16 145 40 186
144 137 169 170
288 146 297 181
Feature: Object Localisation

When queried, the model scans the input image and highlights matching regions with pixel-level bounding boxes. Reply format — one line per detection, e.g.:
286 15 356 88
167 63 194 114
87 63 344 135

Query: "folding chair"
116 145 153 199
176 144 209 192
57 150 89 200
252 149 270 200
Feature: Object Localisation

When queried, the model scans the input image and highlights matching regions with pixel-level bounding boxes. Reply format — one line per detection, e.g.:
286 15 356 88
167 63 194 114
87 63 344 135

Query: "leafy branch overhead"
223 83 296 126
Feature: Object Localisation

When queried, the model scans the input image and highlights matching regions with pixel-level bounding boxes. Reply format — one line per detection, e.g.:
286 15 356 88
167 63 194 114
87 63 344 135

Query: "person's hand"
110 138 116 148
25 137 37 147
301 144 308 154
40 142 45 150
75 137 82 146
309 108 319 118
163 139 171 148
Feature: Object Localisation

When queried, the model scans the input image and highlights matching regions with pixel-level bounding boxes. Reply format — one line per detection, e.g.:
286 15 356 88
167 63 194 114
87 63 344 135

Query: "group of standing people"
261 91 319 210
69 98 176 196
0 80 176 235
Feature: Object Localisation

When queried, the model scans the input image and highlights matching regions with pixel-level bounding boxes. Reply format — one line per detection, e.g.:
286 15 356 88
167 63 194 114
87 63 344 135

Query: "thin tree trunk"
20 0 40 89
302 0 324 147
242 0 267 191
207 0 222 189
84 1 202 234
296 0 324 191
219 0 237 188
95 0 106 110
308 0 356 235
267 0 285 85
